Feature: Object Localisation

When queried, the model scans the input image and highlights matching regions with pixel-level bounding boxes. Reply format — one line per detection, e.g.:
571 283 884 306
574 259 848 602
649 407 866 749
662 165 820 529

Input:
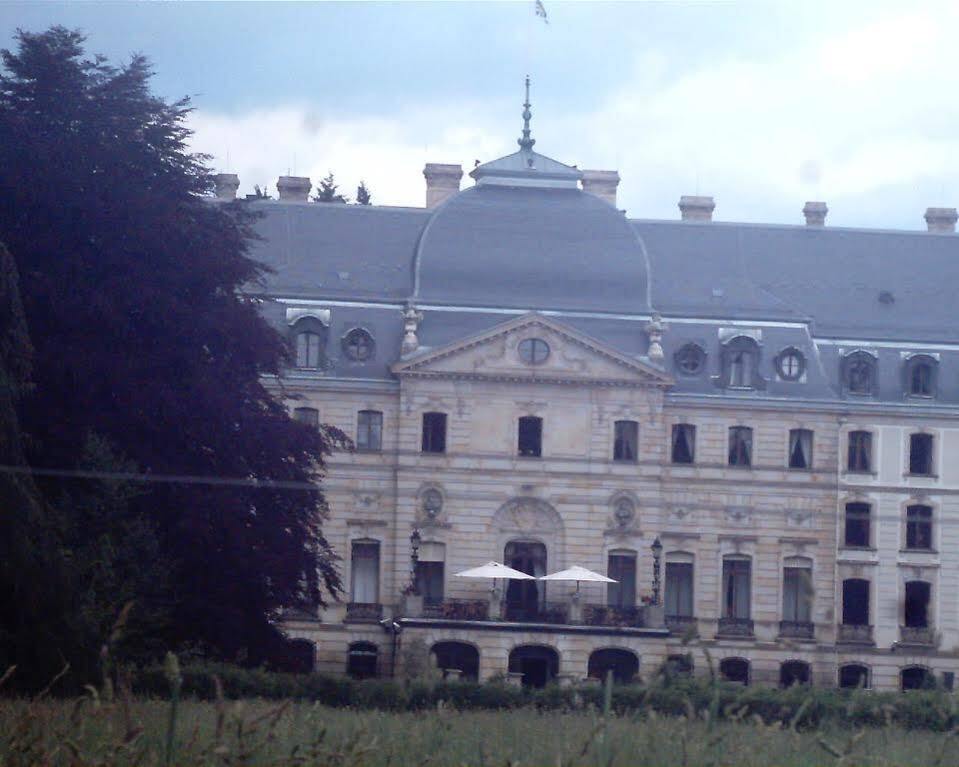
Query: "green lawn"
2 698 957 766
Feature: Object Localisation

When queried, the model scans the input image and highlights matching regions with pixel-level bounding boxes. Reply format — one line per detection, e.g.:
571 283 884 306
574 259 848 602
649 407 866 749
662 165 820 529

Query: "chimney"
423 163 463 208
803 201 828 226
581 170 620 207
679 195 715 222
213 173 240 200
924 207 957 233
276 176 312 202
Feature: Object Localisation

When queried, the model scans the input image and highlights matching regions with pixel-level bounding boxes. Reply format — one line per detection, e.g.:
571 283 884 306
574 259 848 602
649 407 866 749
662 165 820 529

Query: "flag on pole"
534 0 549 24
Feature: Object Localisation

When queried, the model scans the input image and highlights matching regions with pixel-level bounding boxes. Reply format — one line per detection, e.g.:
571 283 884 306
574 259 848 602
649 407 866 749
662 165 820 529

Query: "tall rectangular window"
356 410 383 451
293 407 319 428
415 562 445 606
722 558 751 619
728 427 753 467
788 429 813 469
909 433 933 475
665 562 694 617
904 581 931 628
847 431 872 472
295 331 323 368
350 540 380 604
671 424 696 464
782 567 812 623
613 420 638 462
518 416 543 457
844 502 871 547
607 552 637 608
842 579 869 626
421 412 447 454
906 505 933 550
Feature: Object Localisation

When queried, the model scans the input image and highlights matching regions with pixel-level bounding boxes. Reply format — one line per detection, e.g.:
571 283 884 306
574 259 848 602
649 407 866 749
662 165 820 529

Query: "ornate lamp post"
651 536 663 606
409 527 422 595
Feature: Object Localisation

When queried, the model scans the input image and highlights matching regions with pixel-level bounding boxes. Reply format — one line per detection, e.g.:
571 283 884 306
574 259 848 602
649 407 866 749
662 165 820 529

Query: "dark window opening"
844 353 875 395
901 666 935 691
346 642 378 679
431 641 479 682
613 420 638 462
356 410 383 451
665 562 694 617
722 559 751 619
842 579 870 626
780 661 811 687
588 649 639 684
844 503 871 548
671 424 696 464
518 416 543 457
719 657 749 685
906 505 933 550
839 664 870 689
508 645 558 688
904 581 931 629
788 428 813 469
909 433 933 475
728 427 752 467
293 407 319 428
847 431 872 472
415 561 445 606
607 552 637 609
421 412 447 454
350 540 380 604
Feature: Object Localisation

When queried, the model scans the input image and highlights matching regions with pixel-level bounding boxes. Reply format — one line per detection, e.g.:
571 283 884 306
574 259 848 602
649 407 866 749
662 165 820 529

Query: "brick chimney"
423 163 463 208
679 195 715 222
213 173 240 200
276 176 312 202
581 170 620 207
924 207 957 233
803 201 828 226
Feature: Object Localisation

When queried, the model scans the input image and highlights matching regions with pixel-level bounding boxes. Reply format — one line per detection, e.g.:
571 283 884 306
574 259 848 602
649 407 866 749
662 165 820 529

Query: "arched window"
839 664 870 689
588 648 639 684
347 642 378 679
508 645 559 688
780 661 811 687
841 351 876 396
722 336 760 389
719 657 749 685
905 354 937 398
901 666 935 691
431 641 479 681
290 317 328 369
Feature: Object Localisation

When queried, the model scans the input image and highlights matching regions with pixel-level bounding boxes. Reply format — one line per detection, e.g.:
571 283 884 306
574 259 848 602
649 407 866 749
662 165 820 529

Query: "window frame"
905 504 934 551
421 412 448 454
843 502 872 548
674 343 706 377
775 347 806 381
607 550 637 609
788 428 813 470
290 316 328 370
350 539 381 604
727 426 753 468
847 430 873 473
293 406 319 428
908 432 934 476
841 578 870 626
341 327 375 362
356 409 383 452
904 354 938 399
613 419 639 462
841 351 877 397
671 423 696 464
518 415 543 457
721 336 761 390
664 561 694 618
722 556 752 620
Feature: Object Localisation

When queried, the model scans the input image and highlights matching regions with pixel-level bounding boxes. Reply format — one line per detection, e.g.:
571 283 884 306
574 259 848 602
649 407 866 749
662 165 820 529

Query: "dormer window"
674 343 706 376
775 348 805 381
290 316 328 369
342 328 375 362
721 336 760 389
841 351 876 396
905 355 937 398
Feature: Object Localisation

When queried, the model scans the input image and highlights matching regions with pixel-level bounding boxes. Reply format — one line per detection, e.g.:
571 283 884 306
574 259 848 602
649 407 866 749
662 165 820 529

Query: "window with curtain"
350 540 380 604
844 502 871 547
782 566 812 623
722 558 751 619
665 562 694 617
607 552 637 608
356 410 383 451
613 420 638 462
906 505 933 550
788 429 813 469
671 424 695 464
847 431 872 472
728 427 752 467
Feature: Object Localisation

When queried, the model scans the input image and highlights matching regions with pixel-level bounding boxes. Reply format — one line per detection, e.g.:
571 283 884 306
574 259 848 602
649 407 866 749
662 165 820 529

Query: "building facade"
214 91 959 691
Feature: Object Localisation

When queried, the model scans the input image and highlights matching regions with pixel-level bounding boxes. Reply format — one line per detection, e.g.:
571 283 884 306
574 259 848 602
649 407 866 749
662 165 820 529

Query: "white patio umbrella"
538 565 617 593
454 561 536 580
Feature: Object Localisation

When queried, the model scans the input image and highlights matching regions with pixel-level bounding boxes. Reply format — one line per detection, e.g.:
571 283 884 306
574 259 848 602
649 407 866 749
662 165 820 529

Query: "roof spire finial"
518 75 535 151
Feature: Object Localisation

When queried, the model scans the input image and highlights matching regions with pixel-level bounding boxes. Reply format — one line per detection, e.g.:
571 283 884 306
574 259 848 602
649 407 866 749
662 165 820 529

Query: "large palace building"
214 87 959 691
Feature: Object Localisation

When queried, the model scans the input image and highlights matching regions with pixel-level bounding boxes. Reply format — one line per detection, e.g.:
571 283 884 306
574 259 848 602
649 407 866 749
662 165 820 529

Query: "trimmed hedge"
131 662 959 731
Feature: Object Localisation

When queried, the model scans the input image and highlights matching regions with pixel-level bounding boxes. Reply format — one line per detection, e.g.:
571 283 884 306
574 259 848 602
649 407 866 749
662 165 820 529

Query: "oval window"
518 338 550 365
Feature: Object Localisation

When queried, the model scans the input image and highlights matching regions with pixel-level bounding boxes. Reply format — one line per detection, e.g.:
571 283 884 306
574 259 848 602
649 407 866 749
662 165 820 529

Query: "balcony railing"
717 617 755 637
665 614 698 635
503 601 569 624
345 602 383 623
779 620 815 639
583 605 645 628
422 599 489 621
900 625 935 645
837 623 874 644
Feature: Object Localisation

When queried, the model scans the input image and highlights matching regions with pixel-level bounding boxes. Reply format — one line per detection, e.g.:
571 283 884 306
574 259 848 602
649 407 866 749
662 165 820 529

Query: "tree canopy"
0 27 346 685
314 172 349 203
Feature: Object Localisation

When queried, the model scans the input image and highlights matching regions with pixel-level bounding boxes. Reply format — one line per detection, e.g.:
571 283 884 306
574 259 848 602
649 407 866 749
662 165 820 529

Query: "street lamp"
409 527 422 595
651 536 663 606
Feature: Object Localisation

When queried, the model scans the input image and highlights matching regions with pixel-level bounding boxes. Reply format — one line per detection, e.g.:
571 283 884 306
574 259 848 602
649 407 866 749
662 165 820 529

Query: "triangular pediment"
392 314 673 387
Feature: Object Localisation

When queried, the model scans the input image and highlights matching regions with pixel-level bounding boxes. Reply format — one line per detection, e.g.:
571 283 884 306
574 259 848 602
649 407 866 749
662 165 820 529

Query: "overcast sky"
3 1 958 229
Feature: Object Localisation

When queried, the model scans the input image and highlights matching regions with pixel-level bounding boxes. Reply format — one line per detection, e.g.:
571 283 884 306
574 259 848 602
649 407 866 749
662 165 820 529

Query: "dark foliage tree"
355 181 372 206
0 27 346 679
314 172 349 203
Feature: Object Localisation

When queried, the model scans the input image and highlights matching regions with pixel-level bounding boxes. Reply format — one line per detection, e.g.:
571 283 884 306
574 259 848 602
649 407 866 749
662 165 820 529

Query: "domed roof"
414 183 652 314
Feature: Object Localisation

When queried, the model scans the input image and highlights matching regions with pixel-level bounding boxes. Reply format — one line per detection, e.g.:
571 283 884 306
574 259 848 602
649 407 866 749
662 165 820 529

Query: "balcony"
583 605 644 628
345 602 383 623
665 614 698 635
779 620 815 640
900 625 935 646
837 623 874 644
503 601 569 624
422 599 489 621
717 617 754 638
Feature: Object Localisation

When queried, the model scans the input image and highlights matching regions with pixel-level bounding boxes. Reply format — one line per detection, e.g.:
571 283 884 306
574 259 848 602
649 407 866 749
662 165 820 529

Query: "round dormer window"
342 328 375 361
518 337 550 365
776 348 805 381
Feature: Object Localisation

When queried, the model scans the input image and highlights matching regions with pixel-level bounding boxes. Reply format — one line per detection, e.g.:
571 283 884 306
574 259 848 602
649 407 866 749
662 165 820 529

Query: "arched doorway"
431 641 479 681
901 666 935 691
839 664 869 689
504 540 547 620
508 645 559 688
588 648 639 684
719 657 749 685
780 660 811 687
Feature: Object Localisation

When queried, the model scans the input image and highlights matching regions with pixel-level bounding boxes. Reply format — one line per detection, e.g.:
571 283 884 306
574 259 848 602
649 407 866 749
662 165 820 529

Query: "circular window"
674 343 706 376
776 348 805 381
518 337 550 365
342 328 374 361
